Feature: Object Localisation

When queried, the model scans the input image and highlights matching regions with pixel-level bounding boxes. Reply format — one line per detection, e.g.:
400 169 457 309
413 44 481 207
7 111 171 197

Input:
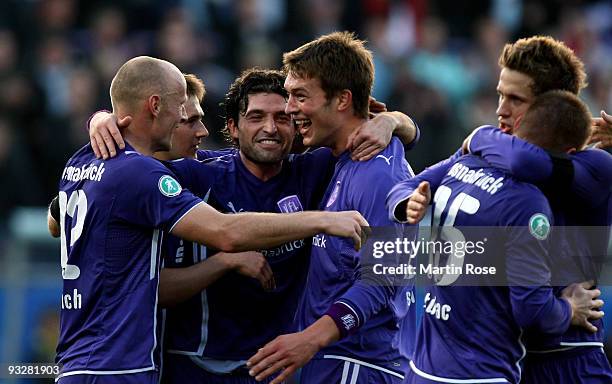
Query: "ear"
227 118 239 139
148 95 161 117
336 89 353 113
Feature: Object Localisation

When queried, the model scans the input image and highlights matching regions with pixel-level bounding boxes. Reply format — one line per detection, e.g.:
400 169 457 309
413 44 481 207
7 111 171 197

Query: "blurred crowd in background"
0 0 611 234
0 1 611 373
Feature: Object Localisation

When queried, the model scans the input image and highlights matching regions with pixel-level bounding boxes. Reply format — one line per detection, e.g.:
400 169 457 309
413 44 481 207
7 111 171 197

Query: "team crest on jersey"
326 181 341 208
158 175 182 197
529 213 550 240
277 195 303 213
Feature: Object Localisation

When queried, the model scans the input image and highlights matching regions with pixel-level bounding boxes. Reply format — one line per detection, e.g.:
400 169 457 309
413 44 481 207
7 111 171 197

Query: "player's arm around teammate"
87 104 419 161
49 191 368 253
159 250 275 307
589 110 612 149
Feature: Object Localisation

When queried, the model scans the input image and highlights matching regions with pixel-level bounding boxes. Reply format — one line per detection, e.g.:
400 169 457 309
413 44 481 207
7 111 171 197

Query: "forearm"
159 254 233 307
510 286 572 335
174 205 328 252
469 126 552 183
220 211 328 251
302 315 341 350
48 195 60 238
571 149 612 206
48 210 60 238
384 112 419 149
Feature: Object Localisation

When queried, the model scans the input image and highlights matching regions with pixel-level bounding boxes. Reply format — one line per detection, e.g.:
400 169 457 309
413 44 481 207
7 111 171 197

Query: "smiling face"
495 67 536 134
284 72 339 148
229 92 293 164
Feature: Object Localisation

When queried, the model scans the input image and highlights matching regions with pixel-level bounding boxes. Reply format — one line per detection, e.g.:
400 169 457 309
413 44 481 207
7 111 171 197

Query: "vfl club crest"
277 195 303 213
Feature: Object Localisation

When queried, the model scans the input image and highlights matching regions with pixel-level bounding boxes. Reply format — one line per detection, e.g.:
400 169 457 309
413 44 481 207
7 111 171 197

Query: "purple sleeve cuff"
404 117 420 151
324 301 361 339
86 109 111 132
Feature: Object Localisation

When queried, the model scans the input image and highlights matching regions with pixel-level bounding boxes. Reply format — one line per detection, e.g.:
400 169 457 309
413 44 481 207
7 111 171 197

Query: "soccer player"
82 67 418 383
467 39 612 384
154 73 209 161
53 56 370 384
388 36 612 382
399 90 603 383
155 72 279 306
49 73 274 290
247 32 416 384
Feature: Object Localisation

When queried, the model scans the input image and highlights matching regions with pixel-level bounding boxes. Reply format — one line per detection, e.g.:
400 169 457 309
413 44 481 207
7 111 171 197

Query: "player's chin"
301 135 314 147
499 123 513 134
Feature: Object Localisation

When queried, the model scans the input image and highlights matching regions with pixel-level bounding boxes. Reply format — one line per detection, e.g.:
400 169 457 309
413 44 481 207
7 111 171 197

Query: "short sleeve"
113 159 202 232
165 158 219 197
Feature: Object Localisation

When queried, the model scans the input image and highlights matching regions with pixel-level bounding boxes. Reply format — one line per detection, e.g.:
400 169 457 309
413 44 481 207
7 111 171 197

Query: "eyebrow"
289 86 308 94
244 108 288 116
186 112 204 121
243 109 265 116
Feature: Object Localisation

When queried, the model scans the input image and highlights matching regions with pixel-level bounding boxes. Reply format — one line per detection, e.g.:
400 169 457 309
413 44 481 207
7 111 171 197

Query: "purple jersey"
468 126 612 351
298 138 416 375
55 143 201 380
162 148 335 364
401 154 571 383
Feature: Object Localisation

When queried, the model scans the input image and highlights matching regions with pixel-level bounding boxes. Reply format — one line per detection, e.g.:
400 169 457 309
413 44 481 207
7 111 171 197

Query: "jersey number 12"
59 190 86 280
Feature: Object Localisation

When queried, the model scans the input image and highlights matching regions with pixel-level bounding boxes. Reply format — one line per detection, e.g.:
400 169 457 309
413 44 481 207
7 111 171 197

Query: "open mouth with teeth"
256 138 281 146
293 118 312 134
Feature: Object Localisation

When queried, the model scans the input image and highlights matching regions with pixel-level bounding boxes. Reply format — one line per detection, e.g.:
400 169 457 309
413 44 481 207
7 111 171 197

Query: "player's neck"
123 116 165 156
153 151 179 161
122 134 156 156
239 152 283 182
330 116 367 156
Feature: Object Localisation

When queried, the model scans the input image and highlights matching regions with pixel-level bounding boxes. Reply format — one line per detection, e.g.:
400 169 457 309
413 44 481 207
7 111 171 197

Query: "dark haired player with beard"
53 56 372 384
84 67 418 383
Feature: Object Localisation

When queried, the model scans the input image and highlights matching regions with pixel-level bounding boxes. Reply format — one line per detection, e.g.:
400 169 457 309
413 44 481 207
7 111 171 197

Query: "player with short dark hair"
160 68 336 383
395 90 603 384
513 90 591 153
388 36 612 383
220 68 288 146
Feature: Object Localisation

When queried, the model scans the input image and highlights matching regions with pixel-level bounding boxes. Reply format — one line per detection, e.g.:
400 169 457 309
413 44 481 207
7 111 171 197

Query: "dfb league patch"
529 213 550 240
158 175 182 197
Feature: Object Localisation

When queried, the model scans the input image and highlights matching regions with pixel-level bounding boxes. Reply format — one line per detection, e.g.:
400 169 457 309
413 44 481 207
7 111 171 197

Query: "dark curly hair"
220 68 287 145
